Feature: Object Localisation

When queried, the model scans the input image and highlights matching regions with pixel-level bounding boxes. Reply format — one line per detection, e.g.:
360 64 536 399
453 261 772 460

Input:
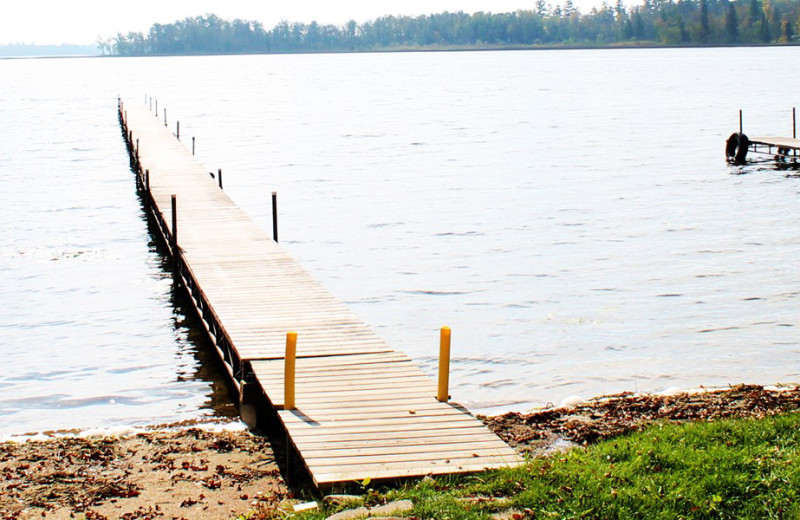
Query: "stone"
325 499 414 520
323 494 363 507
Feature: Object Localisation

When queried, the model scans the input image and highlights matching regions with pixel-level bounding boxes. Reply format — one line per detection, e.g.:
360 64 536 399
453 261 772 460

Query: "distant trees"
108 0 800 56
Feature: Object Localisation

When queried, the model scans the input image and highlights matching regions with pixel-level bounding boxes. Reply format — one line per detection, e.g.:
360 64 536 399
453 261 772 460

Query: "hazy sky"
2 0 600 45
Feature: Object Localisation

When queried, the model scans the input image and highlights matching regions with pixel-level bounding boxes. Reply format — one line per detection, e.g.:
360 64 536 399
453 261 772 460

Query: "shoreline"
2 41 798 60
3 384 800 519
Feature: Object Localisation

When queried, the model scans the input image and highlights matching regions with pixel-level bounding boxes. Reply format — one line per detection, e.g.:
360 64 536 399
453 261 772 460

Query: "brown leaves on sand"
484 385 800 453
0 427 286 518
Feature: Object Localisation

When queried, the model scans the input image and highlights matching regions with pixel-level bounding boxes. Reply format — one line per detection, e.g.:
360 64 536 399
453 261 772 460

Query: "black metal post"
272 191 278 243
164 108 167 127
192 137 195 155
793 107 796 139
177 121 180 140
218 168 223 189
171 194 178 263
739 109 743 134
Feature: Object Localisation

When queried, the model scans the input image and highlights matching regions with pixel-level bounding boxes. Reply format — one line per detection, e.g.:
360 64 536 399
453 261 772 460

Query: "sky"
2 0 601 46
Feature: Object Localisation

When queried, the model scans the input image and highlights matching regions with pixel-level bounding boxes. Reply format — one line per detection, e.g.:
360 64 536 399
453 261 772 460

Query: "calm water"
2 48 800 434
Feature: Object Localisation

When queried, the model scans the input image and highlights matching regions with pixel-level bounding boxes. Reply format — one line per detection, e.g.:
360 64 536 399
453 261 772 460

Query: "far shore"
2 40 796 60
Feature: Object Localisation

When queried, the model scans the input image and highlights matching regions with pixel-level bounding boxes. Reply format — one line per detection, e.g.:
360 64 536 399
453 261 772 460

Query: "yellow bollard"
284 332 297 410
437 326 451 403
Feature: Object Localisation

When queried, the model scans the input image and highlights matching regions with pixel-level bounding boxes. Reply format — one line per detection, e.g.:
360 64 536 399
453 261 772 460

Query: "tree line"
107 0 800 55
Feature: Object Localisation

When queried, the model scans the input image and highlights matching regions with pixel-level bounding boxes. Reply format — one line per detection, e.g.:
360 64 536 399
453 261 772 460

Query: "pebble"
559 395 587 408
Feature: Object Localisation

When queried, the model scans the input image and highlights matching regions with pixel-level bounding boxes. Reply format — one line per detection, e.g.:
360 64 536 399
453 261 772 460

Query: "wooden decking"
118 99 522 487
750 136 800 150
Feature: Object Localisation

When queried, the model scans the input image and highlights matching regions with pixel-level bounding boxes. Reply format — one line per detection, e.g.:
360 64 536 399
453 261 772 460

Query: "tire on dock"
725 132 749 165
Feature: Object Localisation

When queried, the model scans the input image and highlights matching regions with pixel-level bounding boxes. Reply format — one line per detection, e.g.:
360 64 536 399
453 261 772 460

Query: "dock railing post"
437 326 451 403
284 332 297 410
192 137 195 156
145 169 150 205
164 108 167 127
155 100 158 117
177 121 180 140
793 107 796 139
272 192 279 243
218 168 223 189
171 194 178 265
739 109 743 134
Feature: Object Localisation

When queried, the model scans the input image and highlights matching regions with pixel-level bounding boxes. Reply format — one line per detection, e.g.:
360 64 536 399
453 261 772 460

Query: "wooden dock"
726 109 800 165
118 99 522 487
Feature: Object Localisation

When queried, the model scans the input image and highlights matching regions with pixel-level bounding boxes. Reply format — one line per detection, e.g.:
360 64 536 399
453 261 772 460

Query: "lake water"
2 47 800 435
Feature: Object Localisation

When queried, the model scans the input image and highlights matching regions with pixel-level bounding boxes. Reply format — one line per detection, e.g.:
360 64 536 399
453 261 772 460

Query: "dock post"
739 109 743 134
437 326 451 403
218 168 223 189
793 107 796 139
164 108 167 127
171 194 178 264
192 137 195 156
155 100 158 117
284 332 297 410
177 121 180 140
239 380 261 429
145 169 150 202
149 97 152 112
272 192 279 243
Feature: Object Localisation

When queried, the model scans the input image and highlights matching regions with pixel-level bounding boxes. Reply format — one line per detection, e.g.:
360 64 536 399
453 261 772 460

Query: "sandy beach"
3 384 800 519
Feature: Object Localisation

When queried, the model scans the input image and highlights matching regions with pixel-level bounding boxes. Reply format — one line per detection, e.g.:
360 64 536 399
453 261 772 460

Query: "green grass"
292 412 800 519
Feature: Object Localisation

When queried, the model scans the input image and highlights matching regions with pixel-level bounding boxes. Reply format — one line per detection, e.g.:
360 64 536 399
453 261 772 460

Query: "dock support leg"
144 170 150 209
239 380 261 430
285 431 293 486
171 194 178 269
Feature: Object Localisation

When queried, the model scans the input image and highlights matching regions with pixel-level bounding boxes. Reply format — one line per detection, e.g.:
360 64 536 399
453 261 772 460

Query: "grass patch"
293 412 800 519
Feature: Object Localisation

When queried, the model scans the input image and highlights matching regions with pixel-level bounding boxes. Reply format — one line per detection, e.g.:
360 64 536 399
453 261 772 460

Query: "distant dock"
117 98 522 488
726 108 800 166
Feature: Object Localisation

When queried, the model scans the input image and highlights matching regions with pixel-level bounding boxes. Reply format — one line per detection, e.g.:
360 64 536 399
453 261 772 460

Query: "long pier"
118 98 522 487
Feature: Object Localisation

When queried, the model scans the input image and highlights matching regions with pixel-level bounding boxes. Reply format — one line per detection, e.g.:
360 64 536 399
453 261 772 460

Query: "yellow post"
284 332 297 410
437 326 451 403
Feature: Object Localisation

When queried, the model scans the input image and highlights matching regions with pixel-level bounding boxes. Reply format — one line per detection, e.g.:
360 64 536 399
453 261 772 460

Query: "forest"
106 0 800 55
